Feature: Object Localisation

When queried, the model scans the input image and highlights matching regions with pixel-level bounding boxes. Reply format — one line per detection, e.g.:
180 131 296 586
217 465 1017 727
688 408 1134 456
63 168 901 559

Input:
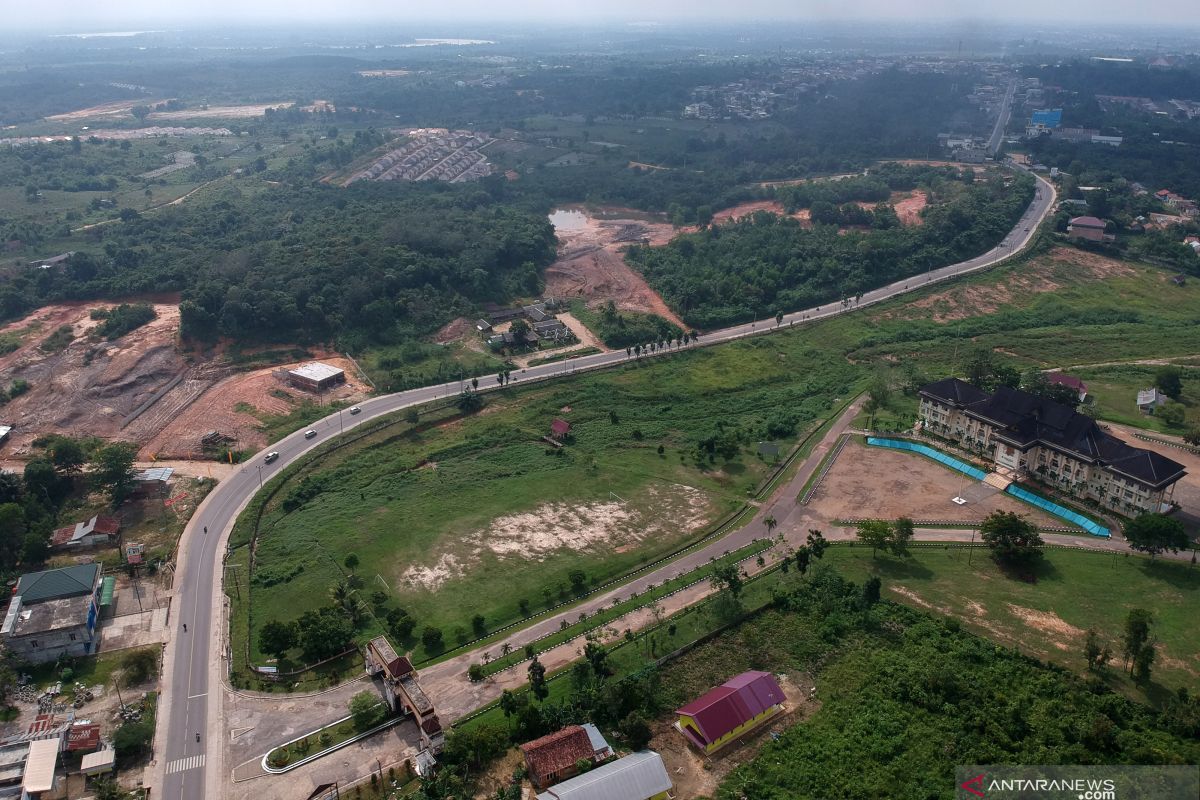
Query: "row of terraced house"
918 378 1186 517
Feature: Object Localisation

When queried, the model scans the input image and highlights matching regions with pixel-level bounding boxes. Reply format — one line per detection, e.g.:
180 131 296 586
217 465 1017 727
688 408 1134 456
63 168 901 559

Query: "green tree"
856 520 891 558
113 720 154 765
710 562 744 598
349 690 386 731
1133 640 1156 684
1084 628 1111 672
890 517 915 557
121 648 159 686
862 576 882 607
91 442 138 506
1155 366 1183 399
443 723 509 771
979 511 1044 566
1157 401 1186 427
583 640 610 678
568 569 588 594
1124 513 1189 558
258 620 298 661
528 657 548 700
421 626 445 653
794 545 811 576
46 436 86 474
618 711 653 750
344 553 360 571
807 529 828 559
0 503 27 569
296 607 354 661
472 614 487 636
1183 425 1200 446
1122 609 1153 676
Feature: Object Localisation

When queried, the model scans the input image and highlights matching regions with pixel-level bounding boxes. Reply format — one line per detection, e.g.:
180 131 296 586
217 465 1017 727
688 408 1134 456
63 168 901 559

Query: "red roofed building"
1047 372 1088 402
50 516 120 550
520 725 605 789
1067 216 1107 242
675 670 786 754
550 418 571 440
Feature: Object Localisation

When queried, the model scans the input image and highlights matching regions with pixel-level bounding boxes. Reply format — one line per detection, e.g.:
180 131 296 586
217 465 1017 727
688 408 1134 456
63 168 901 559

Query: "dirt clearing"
1007 604 1085 648
400 484 714 590
808 440 1063 527
45 98 172 122
711 200 813 227
545 207 688 328
0 302 188 454
148 103 294 120
140 354 369 459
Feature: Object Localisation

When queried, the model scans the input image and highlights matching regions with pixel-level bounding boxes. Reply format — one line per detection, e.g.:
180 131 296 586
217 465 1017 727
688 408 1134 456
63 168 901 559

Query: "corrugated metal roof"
676 671 785 744
80 747 115 773
99 576 116 606
135 467 174 482
536 751 672 800
22 738 58 793
14 563 99 604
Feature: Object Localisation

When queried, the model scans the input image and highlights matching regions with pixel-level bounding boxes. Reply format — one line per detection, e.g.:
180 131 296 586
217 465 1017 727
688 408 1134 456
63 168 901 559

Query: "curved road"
155 167 1055 800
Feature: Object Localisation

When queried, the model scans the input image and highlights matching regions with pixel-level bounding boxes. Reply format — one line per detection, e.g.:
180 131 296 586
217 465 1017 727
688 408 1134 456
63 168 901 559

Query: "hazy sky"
10 0 1200 30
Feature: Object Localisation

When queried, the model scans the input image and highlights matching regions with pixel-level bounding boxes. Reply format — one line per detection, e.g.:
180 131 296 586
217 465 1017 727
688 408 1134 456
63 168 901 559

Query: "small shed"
1172 274 1187 286
50 516 120 550
521 725 606 789
475 319 493 334
550 419 571 441
1136 388 1166 413
80 747 115 777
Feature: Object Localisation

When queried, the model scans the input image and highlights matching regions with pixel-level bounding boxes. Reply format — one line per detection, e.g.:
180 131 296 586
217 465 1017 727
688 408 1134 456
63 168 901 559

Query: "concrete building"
1067 216 1108 242
535 750 673 800
2 564 102 663
286 362 346 392
675 671 785 755
919 378 1186 516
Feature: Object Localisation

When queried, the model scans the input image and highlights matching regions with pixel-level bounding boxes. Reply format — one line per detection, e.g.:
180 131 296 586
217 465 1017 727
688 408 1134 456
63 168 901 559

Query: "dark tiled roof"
14 564 99 604
918 377 988 407
921 381 1186 489
1069 216 1105 228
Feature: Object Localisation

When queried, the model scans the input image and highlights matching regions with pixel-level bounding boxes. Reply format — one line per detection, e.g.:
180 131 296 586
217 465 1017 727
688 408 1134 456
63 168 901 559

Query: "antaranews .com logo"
956 765 1199 799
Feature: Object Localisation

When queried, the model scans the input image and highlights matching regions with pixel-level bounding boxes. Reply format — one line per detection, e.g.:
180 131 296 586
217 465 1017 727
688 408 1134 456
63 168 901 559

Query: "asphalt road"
987 79 1017 156
154 166 1055 800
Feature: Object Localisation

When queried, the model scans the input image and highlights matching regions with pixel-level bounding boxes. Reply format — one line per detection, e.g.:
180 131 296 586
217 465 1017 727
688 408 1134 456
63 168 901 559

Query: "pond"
548 208 588 231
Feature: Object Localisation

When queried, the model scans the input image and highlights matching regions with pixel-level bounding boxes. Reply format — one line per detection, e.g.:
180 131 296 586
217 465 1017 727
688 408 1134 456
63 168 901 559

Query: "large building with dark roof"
1 564 102 663
919 378 1186 516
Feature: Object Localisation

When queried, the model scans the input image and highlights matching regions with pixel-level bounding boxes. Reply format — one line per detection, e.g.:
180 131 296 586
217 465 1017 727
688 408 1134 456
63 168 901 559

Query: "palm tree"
764 516 778 536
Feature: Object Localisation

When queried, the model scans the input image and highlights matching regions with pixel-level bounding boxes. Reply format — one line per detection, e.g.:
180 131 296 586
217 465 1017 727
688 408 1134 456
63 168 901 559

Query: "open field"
147 103 295 120
233 342 862 668
825 546 1200 694
45 98 173 122
808 438 1065 527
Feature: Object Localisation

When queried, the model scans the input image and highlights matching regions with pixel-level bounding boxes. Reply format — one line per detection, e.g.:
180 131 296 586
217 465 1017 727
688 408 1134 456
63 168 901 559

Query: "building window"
30 640 38 648
69 633 76 641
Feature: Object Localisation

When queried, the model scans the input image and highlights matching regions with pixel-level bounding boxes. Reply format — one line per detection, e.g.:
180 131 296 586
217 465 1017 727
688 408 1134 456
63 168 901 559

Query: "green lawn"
232 347 858 671
824 545 1200 695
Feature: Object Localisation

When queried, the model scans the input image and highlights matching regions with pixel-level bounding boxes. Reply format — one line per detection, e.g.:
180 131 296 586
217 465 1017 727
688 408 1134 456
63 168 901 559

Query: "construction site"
0 301 369 461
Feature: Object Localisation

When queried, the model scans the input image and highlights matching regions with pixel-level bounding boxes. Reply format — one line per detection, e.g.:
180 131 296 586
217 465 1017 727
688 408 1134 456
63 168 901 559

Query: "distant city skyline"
8 1 1200 32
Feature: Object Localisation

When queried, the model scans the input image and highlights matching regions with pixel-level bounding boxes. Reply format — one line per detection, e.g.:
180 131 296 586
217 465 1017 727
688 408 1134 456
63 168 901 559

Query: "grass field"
824 545 1200 695
233 346 859 669
1072 364 1200 432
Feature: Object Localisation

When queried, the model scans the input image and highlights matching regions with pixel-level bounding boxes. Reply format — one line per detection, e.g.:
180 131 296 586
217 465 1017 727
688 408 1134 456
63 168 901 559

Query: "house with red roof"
1066 215 1107 242
1046 372 1088 402
550 418 572 441
674 670 785 754
520 724 611 789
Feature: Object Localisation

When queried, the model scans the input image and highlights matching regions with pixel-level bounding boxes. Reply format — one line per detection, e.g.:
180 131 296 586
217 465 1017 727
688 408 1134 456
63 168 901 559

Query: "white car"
264 452 279 463
304 429 317 439
349 406 361 415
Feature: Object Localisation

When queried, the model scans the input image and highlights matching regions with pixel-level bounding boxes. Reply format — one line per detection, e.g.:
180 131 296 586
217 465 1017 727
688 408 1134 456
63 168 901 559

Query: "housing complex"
918 378 1186 516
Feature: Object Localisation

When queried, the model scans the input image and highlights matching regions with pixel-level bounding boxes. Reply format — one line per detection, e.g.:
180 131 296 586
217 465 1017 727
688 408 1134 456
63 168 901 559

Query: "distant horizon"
6 1 1200 35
